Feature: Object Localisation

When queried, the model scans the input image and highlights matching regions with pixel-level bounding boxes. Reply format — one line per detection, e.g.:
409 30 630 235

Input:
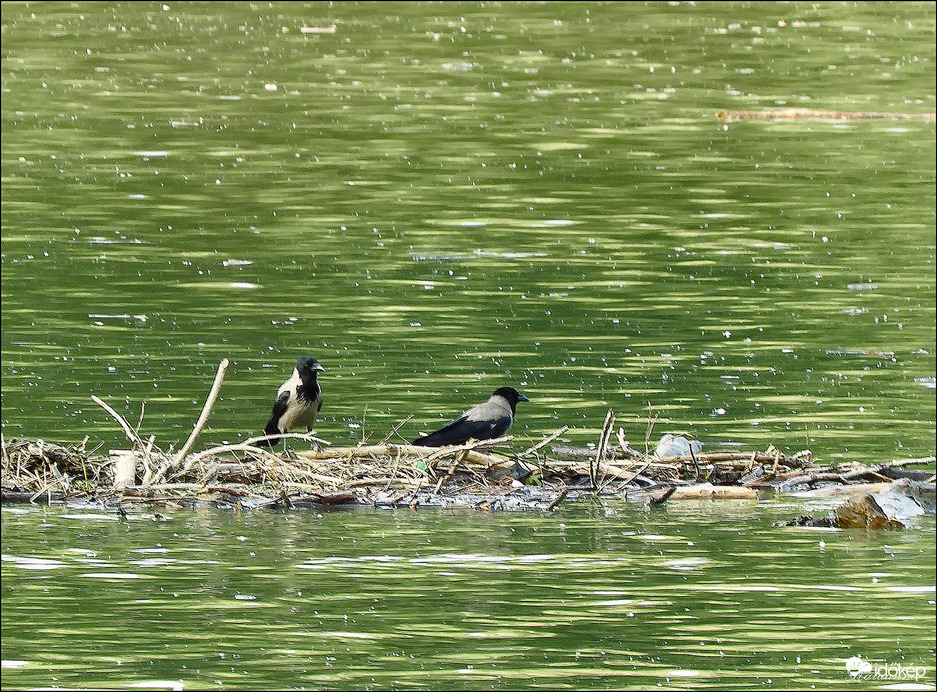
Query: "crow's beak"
518 393 530 402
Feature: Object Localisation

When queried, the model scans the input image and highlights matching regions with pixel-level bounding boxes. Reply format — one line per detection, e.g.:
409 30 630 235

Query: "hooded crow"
258 356 324 447
411 387 529 447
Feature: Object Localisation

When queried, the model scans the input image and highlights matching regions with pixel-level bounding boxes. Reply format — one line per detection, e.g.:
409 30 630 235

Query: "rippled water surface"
1 2 935 689
2 502 935 690
2 2 934 462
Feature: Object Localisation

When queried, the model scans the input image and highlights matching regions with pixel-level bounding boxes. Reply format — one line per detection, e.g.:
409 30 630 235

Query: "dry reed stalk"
92 396 152 470
518 426 569 458
593 409 615 489
382 449 403 492
378 415 413 445
644 403 658 455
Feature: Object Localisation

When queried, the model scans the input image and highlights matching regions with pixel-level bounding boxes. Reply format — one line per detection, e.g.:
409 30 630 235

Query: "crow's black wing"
258 390 291 446
411 413 511 447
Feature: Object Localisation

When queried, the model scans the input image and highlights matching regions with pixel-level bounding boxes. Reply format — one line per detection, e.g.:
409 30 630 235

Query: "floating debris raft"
2 431 933 517
1 360 933 517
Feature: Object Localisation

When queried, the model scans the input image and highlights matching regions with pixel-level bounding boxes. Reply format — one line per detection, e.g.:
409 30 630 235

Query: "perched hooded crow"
258 356 324 447
411 387 529 447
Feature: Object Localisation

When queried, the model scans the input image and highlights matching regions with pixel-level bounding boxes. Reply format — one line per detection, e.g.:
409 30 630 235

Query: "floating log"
669 483 758 500
717 108 936 122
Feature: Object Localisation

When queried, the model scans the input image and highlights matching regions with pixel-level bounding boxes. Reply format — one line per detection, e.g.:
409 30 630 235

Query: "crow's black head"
296 356 325 375
492 387 529 411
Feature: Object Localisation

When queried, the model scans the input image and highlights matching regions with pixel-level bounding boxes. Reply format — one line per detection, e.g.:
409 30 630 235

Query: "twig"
361 405 368 444
92 395 149 455
171 358 229 470
140 436 156 484
618 462 650 487
382 449 403 492
593 409 615 489
518 426 569 459
378 415 413 445
408 477 424 504
776 457 936 492
841 457 935 479
298 439 509 465
644 402 659 454
434 455 462 494
135 401 146 436
545 486 568 511
249 432 330 448
178 442 284 476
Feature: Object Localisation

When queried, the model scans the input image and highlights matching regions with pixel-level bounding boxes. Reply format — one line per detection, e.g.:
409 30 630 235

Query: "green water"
2 502 935 690
2 1 934 461
1 1 935 689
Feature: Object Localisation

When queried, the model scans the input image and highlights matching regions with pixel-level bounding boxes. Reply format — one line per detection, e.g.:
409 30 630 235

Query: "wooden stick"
140 435 156 483
434 457 461 494
92 395 149 455
247 432 330 448
345 476 425 489
545 486 568 511
617 462 650 487
644 402 658 455
178 441 282 474
135 401 146 436
382 449 403 492
378 415 413 445
843 457 935 478
549 446 810 466
778 457 936 491
593 409 615 488
518 426 569 459
297 439 509 463
171 358 229 469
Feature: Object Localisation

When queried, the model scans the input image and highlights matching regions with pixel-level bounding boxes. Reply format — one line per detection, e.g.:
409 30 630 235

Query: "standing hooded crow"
411 387 529 447
259 356 324 447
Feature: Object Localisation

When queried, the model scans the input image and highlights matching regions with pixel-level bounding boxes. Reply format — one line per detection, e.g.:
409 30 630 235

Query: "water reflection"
2 502 934 690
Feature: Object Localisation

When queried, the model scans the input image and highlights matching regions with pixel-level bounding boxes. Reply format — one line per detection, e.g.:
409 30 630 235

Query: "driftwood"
718 108 936 122
774 457 936 492
669 483 758 500
4 431 932 513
